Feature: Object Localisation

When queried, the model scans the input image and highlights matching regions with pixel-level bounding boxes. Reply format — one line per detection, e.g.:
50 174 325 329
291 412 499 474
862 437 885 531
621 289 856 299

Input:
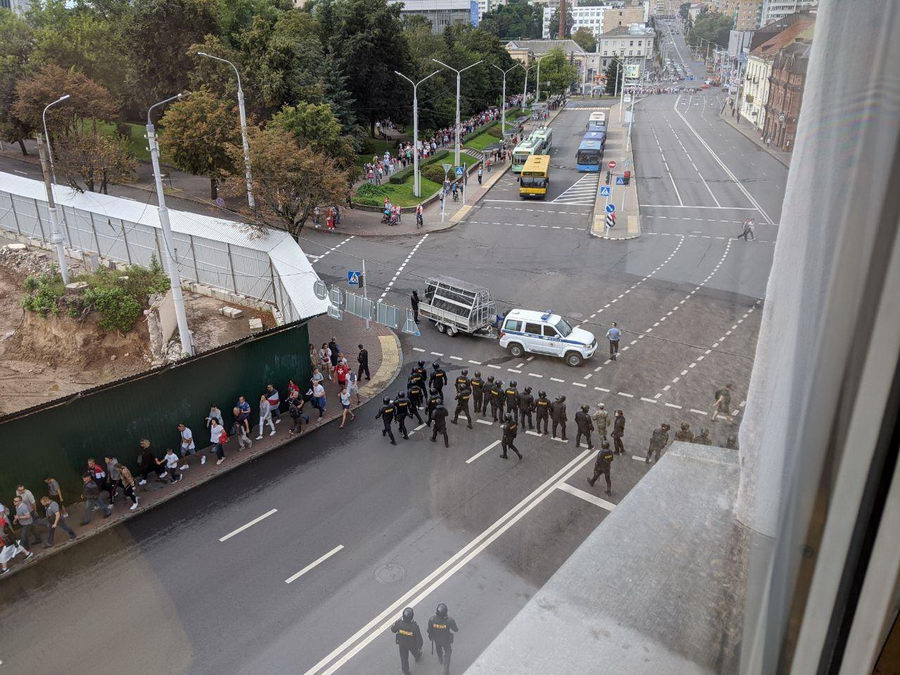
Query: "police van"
499 309 597 366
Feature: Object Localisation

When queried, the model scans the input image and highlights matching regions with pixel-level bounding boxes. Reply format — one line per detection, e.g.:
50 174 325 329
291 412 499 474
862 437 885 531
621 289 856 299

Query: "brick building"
762 32 812 151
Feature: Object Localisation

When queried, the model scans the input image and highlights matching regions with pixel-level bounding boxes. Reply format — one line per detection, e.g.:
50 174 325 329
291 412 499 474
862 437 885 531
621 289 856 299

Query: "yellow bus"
519 154 551 199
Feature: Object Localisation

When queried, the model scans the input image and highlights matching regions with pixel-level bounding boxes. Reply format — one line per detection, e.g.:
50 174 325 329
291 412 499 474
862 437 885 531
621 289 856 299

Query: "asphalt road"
0 60 788 673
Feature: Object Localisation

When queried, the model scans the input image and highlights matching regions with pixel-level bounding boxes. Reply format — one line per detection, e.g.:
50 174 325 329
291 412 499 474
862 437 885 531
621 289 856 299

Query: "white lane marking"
218 508 278 542
310 235 356 264
528 373 543 378
487 364 502 370
640 397 657 404
285 545 345 584
468 360 482 365
526 356 535 362
431 352 444 356
665 119 721 207
641 204 758 210
507 368 522 373
525 430 542 437
449 356 463 361
595 387 610 392
557 482 615 511
476 419 494 426
550 377 565 383
651 125 683 206
689 409 709 416
573 382 587 388
665 403 682 409
551 437 569 444
414 424 426 431
305 449 593 675
378 234 429 301
466 440 501 464
617 392 634 398
413 347 426 353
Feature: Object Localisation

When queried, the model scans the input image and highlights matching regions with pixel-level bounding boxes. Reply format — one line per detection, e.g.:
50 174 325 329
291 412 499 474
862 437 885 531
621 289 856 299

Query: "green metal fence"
0 322 311 500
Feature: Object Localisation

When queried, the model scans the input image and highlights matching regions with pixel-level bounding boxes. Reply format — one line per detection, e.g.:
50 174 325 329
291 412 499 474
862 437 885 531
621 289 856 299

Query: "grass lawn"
86 120 149 161
464 132 501 151
354 176 443 208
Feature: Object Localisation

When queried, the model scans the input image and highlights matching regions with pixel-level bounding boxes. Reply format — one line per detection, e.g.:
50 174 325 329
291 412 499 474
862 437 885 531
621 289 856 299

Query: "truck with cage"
419 276 497 337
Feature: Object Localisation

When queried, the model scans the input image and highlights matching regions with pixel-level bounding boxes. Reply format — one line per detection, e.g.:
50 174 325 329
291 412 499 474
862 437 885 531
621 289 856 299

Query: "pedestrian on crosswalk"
606 322 621 360
587 442 614 496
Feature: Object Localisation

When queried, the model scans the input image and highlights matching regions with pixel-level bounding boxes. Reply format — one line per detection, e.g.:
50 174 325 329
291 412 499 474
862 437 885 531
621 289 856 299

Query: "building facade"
712 0 763 31
541 2 645 39
759 0 816 27
596 24 656 71
762 36 811 151
505 39 591 93
389 0 477 33
476 0 507 21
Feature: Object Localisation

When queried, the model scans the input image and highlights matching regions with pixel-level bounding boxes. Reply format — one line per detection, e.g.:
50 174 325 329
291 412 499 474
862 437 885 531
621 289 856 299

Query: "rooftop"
505 39 587 57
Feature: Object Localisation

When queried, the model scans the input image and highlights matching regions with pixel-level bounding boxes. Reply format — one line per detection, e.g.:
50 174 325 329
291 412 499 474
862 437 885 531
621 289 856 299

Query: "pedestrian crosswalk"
551 174 600 206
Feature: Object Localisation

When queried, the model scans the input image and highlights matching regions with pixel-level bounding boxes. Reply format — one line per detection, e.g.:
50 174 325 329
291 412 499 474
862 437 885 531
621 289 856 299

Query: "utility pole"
147 94 194 357
433 58 483 168
535 54 547 105
395 70 441 198
518 61 533 109
35 134 69 284
42 94 69 186
493 64 517 136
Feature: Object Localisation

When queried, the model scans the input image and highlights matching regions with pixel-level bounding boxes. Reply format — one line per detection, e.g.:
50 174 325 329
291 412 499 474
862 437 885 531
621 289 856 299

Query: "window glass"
525 322 543 335
504 319 522 332
553 318 573 337
542 325 559 337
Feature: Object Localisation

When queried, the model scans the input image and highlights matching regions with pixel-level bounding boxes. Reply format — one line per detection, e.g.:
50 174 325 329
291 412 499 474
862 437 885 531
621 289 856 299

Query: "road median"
591 101 641 240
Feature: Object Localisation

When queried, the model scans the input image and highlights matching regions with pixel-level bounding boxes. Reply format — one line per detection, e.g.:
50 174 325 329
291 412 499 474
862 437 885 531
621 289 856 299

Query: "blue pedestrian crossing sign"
605 203 616 213
455 166 464 176
616 176 625 185
347 270 361 286
599 185 611 197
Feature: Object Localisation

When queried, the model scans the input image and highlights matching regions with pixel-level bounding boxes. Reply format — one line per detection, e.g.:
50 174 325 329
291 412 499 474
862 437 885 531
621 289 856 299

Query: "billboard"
470 0 479 26
624 63 641 79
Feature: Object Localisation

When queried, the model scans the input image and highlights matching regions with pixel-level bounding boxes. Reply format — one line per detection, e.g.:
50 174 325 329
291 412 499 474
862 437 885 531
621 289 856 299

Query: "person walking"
534 390 551 435
328 337 340 369
312 381 327 420
430 361 448 399
587 441 615 496
265 384 282 424
518 386 535 430
593 403 609 441
427 603 459 675
611 409 626 455
210 418 228 465
80 475 112 524
451 384 473 429
319 343 333 380
500 414 523 459
712 383 734 422
236 396 252 435
339 384 355 428
606 322 622 360
257 393 277 439
489 379 505 421
41 495 76 546
426 387 443 427
410 290 421 324
0 526 32 575
357 344 370 381
674 422 694 442
377 396 397 445
177 423 196 469
394 391 411 439
575 405 595 449
158 448 184 482
286 397 306 436
694 428 713 445
646 423 671 464
44 475 68 517
119 463 139 511
470 371 485 414
430 400 450 447
13 496 42 548
231 407 254 447
390 607 424 675
15 484 38 522
136 439 166 485
736 218 755 241
415 203 424 229
551 395 568 441
477 166 483 185
104 456 123 504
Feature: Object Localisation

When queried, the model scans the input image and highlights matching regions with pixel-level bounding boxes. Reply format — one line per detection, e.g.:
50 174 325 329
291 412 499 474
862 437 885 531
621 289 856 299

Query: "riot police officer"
480 375 495 418
551 395 568 441
430 361 448 397
518 386 535 430
592 402 609 441
587 441 614 496
426 387 443 426
674 422 694 442
534 391 551 435
376 396 397 445
409 362 426 389
694 427 712 445
575 404 594 449
390 607 424 675
470 371 485 414
454 369 471 393
431 400 449 447
487 379 503 421
407 381 425 424
500 413 522 459
504 381 519 418
646 423 671 463
451 384 473 429
427 603 459 675
394 391 411 440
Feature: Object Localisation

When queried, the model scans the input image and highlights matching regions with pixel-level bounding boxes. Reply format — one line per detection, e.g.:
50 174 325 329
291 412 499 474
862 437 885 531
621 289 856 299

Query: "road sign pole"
362 258 370 330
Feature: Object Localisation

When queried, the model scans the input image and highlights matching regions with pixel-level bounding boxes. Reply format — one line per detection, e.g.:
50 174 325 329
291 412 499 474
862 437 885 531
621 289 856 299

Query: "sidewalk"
591 102 641 240
719 105 792 168
0 313 401 579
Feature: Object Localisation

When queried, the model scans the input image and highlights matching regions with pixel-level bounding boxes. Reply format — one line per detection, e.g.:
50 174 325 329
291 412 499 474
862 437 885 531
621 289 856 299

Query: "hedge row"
388 149 450 185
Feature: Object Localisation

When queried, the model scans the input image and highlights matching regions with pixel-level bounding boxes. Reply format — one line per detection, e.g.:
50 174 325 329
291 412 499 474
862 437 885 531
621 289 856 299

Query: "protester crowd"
0 337 372 575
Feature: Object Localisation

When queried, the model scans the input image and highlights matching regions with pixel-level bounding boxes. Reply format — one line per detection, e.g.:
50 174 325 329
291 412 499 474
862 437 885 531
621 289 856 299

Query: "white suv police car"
499 309 597 366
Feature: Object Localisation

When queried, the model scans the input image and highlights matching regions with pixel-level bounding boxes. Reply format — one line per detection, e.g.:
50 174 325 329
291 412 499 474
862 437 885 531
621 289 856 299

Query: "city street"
0 23 788 674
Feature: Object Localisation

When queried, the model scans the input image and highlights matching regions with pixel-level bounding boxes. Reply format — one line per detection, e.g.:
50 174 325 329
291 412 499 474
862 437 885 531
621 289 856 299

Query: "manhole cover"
374 562 406 584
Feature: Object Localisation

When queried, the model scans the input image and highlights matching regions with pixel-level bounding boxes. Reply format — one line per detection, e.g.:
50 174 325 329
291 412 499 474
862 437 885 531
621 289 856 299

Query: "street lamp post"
35 134 69 284
147 94 194 357
395 69 441 198
432 58 483 168
492 64 517 135
197 52 255 210
535 54 547 105
42 94 70 185
518 61 532 109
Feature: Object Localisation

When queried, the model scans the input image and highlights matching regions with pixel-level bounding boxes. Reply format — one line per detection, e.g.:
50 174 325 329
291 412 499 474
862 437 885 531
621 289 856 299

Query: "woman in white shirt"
209 421 227 465
339 384 355 428
257 393 276 440
312 382 327 420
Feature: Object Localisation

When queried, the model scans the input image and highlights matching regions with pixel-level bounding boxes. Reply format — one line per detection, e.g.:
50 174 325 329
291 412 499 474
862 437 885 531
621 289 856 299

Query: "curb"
0 329 403 581
718 110 791 169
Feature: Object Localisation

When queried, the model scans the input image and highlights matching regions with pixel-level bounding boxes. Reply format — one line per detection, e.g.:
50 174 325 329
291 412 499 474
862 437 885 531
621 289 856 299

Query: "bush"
388 149 450 184
356 183 390 200
80 285 143 332
422 164 448 184
20 271 64 316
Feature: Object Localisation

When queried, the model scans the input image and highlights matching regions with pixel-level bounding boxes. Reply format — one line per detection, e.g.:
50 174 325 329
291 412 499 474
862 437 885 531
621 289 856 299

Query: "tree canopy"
572 27 597 52
478 0 542 40
689 9 733 49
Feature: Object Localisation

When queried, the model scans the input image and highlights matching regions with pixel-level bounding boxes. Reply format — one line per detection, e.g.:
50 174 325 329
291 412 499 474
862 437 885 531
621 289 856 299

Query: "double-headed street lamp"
395 69 441 198
492 64 518 136
432 58 483 168
146 94 194 357
534 54 548 105
42 94 69 185
517 61 533 108
196 52 255 210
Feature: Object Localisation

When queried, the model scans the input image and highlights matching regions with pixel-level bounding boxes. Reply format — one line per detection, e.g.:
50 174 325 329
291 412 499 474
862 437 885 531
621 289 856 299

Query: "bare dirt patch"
0 244 275 416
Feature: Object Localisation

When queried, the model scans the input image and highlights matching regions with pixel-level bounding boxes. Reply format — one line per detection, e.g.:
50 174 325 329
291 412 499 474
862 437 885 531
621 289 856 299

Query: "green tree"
54 130 136 194
572 27 596 52
604 59 620 95
225 125 350 239
0 10 36 155
547 8 574 39
535 47 577 99
270 102 355 169
12 64 117 134
678 2 691 21
478 0 542 40
124 0 219 112
158 88 238 199
689 9 733 49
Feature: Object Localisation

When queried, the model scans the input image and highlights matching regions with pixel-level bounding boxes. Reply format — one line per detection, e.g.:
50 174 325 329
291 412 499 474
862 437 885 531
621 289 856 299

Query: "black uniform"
501 418 522 459
471 376 485 413
588 444 614 495
427 614 459 675
612 413 626 455
430 404 449 447
504 385 519 417
395 398 411 439
489 382 505 421
377 402 397 444
646 425 670 464
451 386 473 428
406 384 424 424
426 391 443 426
390 617 424 675
409 368 426 390
551 397 568 440
575 410 594 449
357 348 370 381
518 389 534 430
430 367 448 397
454 374 471 393
534 394 551 434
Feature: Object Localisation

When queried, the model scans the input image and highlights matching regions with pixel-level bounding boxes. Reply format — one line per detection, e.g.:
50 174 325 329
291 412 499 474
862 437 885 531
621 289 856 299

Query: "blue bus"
575 138 605 172
583 130 607 147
